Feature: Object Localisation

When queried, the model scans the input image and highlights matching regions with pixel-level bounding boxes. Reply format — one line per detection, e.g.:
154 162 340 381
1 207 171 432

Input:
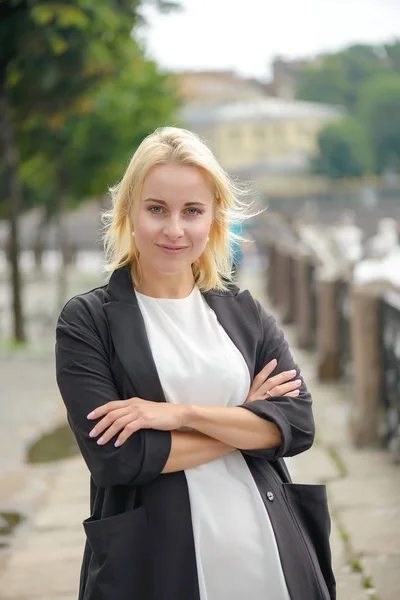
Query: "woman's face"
132 163 215 278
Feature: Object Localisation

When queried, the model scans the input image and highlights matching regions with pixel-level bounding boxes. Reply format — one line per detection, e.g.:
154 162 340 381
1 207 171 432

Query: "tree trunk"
33 207 51 273
0 78 25 342
54 165 69 311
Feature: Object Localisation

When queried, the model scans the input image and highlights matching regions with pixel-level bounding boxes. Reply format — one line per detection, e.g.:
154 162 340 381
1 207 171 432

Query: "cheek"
135 213 160 240
191 214 213 239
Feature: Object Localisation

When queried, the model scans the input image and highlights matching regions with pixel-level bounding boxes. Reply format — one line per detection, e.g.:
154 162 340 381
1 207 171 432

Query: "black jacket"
55 265 336 600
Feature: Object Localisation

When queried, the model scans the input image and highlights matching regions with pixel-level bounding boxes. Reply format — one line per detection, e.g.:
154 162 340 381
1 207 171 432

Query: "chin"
152 260 191 277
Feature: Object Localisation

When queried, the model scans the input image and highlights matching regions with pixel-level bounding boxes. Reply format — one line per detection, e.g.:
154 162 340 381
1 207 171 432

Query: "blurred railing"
381 292 400 458
257 211 400 461
337 279 352 381
309 263 318 341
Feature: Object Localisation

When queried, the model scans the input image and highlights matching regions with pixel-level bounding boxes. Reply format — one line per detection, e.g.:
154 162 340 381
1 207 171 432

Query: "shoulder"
237 290 278 331
225 285 280 331
206 284 267 327
57 284 109 328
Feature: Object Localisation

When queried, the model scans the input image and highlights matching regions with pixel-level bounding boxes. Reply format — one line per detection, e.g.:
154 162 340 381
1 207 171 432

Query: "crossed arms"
56 297 314 487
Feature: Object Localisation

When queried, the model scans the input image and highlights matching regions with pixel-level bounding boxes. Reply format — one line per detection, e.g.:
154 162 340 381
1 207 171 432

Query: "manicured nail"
292 390 300 396
114 440 121 447
97 437 104 445
87 411 95 419
89 429 96 438
289 370 296 375
270 359 277 365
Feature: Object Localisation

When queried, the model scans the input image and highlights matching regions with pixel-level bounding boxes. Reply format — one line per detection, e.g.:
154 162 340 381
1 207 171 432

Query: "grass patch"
26 423 79 464
0 339 28 353
0 512 24 536
338 527 350 545
363 577 378 599
327 446 348 478
350 560 362 573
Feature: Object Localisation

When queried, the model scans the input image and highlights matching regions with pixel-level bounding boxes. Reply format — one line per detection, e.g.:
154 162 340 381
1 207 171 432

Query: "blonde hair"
102 126 252 291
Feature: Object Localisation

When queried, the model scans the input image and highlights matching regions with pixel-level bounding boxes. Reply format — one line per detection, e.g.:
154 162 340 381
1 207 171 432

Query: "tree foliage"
296 41 400 178
297 43 394 112
314 118 371 179
1 0 180 213
0 0 180 340
359 73 400 173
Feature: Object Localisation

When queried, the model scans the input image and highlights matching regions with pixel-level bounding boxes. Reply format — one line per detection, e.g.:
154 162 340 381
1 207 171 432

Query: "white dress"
136 286 291 600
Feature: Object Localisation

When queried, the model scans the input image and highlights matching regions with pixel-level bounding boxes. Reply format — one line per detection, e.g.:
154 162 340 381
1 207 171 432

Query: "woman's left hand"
87 397 189 447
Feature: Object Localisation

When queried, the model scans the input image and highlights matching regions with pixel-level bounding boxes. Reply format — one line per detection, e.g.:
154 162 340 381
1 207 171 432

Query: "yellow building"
180 98 344 196
173 70 269 106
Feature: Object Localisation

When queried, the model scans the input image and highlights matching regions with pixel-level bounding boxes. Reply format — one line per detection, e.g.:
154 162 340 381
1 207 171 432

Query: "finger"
97 414 134 446
267 369 297 389
270 379 302 397
283 390 300 397
250 359 277 390
89 408 130 438
87 401 126 420
115 420 142 447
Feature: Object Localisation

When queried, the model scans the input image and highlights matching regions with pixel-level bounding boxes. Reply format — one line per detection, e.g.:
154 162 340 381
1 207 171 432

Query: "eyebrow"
143 198 207 207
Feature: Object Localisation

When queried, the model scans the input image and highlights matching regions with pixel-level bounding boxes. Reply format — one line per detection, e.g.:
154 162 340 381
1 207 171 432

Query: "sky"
139 0 400 80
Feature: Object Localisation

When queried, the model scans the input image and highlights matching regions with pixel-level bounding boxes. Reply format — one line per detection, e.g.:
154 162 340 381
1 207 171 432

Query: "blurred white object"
366 218 399 258
354 248 400 287
331 213 364 264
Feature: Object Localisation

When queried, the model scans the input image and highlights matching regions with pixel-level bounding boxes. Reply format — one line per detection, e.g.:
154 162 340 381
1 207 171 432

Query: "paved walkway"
0 262 399 599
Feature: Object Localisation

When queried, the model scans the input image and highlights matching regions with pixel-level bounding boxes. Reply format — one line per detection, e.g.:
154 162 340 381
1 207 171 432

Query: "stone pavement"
0 263 399 599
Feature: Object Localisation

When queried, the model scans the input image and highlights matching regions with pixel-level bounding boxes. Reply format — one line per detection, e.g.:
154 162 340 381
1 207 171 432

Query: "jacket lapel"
103 266 166 403
203 289 257 379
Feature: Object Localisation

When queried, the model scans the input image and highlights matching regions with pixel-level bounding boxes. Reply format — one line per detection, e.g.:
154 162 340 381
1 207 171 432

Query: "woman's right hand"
245 359 301 403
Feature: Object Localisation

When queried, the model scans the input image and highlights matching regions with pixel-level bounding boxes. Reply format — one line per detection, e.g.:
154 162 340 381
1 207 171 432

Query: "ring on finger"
266 390 273 398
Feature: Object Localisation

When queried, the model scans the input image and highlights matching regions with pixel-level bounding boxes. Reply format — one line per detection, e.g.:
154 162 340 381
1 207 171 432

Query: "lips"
157 244 189 255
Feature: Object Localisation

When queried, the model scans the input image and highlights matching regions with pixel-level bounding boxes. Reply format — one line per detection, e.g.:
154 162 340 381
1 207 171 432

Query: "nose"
163 217 184 240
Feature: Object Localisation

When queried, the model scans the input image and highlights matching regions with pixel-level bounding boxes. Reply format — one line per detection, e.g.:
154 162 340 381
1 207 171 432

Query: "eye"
149 206 163 214
186 207 202 216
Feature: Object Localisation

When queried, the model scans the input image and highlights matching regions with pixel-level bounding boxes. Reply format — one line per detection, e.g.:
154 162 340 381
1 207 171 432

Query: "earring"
206 236 210 242
131 231 135 237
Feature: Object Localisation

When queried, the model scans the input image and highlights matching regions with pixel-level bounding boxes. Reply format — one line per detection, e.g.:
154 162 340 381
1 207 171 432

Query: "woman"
56 127 335 600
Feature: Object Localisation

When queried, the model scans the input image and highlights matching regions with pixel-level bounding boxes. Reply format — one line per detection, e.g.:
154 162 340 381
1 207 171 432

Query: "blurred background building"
180 96 343 192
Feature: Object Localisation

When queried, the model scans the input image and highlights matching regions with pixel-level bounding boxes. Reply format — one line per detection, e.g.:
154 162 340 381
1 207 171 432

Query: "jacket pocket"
83 506 150 600
283 483 336 600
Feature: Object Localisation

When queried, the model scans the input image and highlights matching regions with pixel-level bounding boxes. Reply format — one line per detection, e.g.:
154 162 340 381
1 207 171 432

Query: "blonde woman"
56 127 335 600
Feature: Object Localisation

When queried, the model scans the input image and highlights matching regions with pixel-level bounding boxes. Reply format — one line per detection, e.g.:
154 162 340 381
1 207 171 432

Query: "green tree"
20 43 180 307
359 73 400 173
297 44 388 112
296 55 349 108
0 0 179 341
63 57 180 200
313 117 371 179
384 40 400 72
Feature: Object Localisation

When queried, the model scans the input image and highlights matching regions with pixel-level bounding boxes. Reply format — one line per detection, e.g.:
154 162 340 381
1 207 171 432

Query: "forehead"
141 163 214 204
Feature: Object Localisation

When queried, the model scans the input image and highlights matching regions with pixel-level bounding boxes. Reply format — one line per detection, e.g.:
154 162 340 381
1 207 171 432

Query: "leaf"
32 4 90 29
49 34 69 55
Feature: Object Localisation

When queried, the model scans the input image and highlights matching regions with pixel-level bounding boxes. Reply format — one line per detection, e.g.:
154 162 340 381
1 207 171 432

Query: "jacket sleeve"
55 296 172 487
240 302 315 460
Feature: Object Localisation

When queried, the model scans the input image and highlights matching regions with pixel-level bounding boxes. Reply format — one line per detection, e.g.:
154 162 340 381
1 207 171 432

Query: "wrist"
185 404 203 429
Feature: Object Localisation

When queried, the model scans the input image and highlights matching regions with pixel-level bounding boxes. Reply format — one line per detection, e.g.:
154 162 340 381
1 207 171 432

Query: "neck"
133 264 195 299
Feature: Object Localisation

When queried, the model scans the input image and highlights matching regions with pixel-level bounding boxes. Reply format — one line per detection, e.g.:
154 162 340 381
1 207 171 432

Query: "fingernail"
295 379 301 384
97 437 104 445
271 359 277 365
292 390 300 396
87 411 95 419
89 430 96 438
114 440 121 447
289 370 296 375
